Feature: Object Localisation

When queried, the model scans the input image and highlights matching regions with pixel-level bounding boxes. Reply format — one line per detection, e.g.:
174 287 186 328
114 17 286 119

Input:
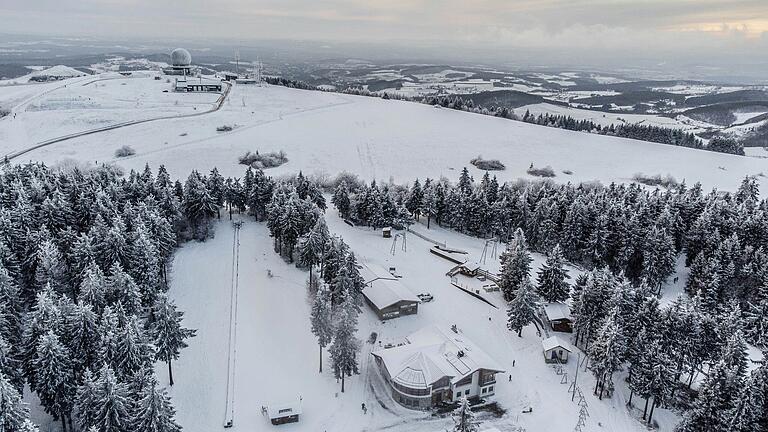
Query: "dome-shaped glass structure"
171 48 192 67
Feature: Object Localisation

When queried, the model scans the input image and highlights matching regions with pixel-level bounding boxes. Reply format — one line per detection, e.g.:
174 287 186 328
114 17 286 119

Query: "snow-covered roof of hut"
542 335 575 353
266 400 302 419
360 263 419 310
372 326 504 389
543 302 572 321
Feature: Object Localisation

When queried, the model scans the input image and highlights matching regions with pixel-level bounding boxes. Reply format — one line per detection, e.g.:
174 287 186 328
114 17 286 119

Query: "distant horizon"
1 0 767 82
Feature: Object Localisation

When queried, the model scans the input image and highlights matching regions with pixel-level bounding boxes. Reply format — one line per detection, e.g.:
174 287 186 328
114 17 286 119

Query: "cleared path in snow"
223 220 242 428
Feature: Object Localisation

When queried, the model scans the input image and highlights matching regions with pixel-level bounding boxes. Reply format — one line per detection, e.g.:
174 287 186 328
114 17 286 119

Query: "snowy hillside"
1 72 766 196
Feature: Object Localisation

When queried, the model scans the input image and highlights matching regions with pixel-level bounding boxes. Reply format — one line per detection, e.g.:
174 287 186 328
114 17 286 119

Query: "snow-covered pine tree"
131 375 182 432
498 228 532 302
640 226 676 294
298 218 329 284
32 331 76 432
147 294 195 386
330 294 360 392
451 397 479 432
506 279 539 337
674 360 738 432
34 239 67 294
331 179 352 219
107 263 142 316
77 262 107 312
21 288 62 390
588 309 625 400
536 244 570 303
310 283 334 373
724 363 766 432
0 371 33 432
81 365 132 432
62 303 100 378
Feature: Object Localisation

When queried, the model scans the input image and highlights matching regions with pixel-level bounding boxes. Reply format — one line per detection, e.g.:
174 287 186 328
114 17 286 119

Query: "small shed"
265 400 302 425
542 336 574 363
382 227 392 238
542 302 573 333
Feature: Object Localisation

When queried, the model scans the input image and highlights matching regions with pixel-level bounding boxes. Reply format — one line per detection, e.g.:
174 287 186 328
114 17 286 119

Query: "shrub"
632 173 678 188
527 165 556 177
470 156 506 171
114 145 135 158
238 150 288 169
562 169 573 175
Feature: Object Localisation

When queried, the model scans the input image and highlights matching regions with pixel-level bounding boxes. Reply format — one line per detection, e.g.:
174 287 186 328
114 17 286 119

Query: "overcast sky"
2 0 767 73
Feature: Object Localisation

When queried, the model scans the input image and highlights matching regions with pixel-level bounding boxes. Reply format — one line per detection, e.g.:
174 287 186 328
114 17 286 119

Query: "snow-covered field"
1 72 766 197
161 213 681 432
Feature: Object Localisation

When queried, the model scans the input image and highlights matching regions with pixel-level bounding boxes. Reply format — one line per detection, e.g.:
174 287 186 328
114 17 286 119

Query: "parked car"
418 293 434 302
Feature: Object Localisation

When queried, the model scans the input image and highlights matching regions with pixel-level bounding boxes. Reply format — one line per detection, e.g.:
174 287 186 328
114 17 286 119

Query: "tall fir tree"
536 244 570 303
147 294 196 386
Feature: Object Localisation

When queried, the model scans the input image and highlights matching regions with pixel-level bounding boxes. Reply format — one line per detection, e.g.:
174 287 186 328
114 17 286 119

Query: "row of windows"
481 386 494 394
455 388 470 399
393 381 430 396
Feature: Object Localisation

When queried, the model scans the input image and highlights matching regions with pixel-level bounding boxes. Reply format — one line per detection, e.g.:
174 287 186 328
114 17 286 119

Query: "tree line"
0 162 221 432
331 168 767 430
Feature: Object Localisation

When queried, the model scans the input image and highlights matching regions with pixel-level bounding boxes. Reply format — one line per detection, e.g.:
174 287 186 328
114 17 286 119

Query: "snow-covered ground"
160 210 682 432
2 72 766 197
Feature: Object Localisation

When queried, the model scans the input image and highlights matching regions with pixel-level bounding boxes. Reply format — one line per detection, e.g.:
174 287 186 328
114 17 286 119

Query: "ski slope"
1 72 766 196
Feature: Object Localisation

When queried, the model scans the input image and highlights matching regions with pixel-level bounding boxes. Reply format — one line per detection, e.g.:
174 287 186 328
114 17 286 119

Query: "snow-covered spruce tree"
32 331 76 432
640 226 676 294
77 262 107 312
405 179 423 220
506 279 539 337
147 294 196 386
107 263 142 316
745 280 768 349
34 238 68 294
182 170 218 240
21 288 62 390
206 167 225 219
452 397 479 432
498 228 532 302
0 371 35 431
332 180 352 220
674 360 740 432
724 362 766 432
131 375 182 432
330 294 361 393
112 316 155 380
77 365 132 432
588 309 625 400
74 369 98 430
298 218 329 284
310 283 334 373
536 244 570 303
61 303 100 379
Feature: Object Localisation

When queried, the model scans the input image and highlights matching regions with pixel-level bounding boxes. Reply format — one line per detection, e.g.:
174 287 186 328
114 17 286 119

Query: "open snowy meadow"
1 73 767 196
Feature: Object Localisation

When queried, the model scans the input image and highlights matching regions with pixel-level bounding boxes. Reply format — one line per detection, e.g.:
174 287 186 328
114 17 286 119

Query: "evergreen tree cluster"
0 162 202 431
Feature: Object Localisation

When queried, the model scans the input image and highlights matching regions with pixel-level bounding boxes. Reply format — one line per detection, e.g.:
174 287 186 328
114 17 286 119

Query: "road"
2 79 231 162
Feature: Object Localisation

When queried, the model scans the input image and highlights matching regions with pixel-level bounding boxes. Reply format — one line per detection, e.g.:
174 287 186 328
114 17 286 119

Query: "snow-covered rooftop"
542 335 575 353
266 400 302 419
543 302 572 321
373 326 504 389
360 263 419 310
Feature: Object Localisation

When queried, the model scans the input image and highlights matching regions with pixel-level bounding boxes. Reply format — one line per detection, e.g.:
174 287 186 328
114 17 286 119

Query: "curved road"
3 79 231 162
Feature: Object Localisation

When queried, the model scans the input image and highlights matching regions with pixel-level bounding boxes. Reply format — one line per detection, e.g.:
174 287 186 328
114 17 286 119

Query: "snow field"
2 75 765 198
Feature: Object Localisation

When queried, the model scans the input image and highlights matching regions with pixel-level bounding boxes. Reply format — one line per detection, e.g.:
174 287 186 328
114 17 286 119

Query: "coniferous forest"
332 168 768 430
2 160 765 432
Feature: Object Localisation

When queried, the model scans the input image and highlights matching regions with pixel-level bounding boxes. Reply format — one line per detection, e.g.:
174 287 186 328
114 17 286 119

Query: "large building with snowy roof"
360 263 419 320
372 326 504 409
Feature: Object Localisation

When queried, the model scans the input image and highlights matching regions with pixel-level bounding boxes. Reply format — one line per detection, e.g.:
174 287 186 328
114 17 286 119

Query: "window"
489 386 494 392
481 388 487 394
465 389 470 395
456 392 461 399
